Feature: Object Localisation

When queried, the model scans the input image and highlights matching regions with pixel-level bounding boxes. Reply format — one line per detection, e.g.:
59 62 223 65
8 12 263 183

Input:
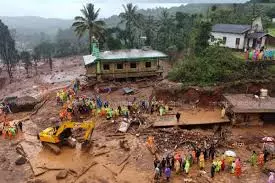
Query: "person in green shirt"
251 151 257 166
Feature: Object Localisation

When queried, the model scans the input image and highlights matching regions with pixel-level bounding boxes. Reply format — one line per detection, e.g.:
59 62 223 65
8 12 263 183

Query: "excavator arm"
38 121 95 154
55 121 95 141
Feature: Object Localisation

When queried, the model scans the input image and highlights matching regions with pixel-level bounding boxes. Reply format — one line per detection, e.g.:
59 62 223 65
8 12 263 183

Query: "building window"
223 37 227 44
117 63 123 69
103 64 110 70
130 63 136 68
145 62 151 68
236 38 240 45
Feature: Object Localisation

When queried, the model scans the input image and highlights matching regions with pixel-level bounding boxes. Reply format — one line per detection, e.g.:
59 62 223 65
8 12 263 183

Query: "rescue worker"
264 149 269 163
258 152 264 167
268 172 275 183
211 161 216 178
176 112 181 123
175 160 180 174
235 158 241 178
221 107 226 119
199 152 205 170
192 149 196 164
216 159 221 173
154 158 159 169
231 161 236 174
154 165 160 181
161 158 166 173
251 151 257 166
18 121 23 132
165 166 171 182
184 158 190 174
159 106 164 116
221 158 225 171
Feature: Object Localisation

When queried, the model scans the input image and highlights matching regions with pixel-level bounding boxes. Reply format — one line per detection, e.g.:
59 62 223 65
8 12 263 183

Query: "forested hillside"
0 3 217 50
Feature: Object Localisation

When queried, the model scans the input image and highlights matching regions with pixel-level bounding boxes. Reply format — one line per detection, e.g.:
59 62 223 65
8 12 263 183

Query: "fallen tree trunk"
73 161 97 183
118 154 131 166
31 98 48 116
102 165 118 176
93 150 110 157
119 161 129 174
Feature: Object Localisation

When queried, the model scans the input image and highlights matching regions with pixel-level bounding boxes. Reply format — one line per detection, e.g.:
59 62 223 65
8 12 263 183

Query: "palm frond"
74 16 86 22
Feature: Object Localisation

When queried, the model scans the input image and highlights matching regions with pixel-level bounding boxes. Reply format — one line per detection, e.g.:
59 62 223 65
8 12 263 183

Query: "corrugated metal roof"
224 94 275 113
83 55 96 65
83 49 168 65
212 24 251 34
99 49 167 60
247 32 269 39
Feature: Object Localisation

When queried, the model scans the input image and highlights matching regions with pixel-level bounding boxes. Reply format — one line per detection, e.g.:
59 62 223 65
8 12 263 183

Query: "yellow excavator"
38 121 95 154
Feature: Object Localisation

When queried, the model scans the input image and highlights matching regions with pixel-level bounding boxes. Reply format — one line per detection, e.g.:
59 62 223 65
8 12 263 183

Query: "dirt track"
0 57 274 183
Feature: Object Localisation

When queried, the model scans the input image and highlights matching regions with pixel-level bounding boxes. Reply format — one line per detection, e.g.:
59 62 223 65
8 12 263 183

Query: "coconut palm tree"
119 3 142 48
72 3 105 54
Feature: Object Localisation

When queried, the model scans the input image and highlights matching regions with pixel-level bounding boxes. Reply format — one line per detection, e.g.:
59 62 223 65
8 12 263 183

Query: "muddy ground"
0 57 274 183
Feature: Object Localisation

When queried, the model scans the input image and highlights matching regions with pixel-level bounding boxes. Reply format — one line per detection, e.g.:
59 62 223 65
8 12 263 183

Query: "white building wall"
210 32 246 50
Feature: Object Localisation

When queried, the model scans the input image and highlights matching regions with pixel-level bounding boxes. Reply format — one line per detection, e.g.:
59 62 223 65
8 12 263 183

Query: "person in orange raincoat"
235 158 241 178
258 152 264 167
192 150 196 164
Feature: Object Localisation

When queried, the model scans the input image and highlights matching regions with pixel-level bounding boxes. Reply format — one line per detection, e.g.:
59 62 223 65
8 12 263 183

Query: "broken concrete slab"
118 121 130 133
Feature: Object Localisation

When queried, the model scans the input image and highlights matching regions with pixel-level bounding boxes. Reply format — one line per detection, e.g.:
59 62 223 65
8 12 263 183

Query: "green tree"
20 51 31 75
194 21 212 56
105 28 122 50
0 20 18 79
119 3 142 48
34 42 55 70
168 46 245 85
72 3 105 54
156 10 175 51
141 15 158 47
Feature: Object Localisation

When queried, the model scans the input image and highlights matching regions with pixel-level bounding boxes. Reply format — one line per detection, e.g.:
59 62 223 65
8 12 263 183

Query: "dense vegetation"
168 46 246 85
1 2 275 84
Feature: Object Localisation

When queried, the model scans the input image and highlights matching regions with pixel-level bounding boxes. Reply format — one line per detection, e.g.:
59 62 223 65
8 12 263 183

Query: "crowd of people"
0 100 23 140
245 48 275 61
0 112 23 140
56 80 169 122
153 144 273 182
153 145 217 182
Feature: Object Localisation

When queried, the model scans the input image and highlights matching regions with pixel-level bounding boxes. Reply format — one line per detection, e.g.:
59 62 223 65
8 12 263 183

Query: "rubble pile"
142 128 215 152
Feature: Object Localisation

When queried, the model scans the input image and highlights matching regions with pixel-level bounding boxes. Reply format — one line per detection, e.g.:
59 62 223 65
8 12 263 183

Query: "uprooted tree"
20 51 32 75
0 20 18 79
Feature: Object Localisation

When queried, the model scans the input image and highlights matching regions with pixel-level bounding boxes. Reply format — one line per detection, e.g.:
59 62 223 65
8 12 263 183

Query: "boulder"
15 155 27 165
56 170 68 180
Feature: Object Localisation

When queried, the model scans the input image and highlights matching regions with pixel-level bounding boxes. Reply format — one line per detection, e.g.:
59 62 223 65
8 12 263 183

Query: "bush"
168 46 245 85
268 65 275 75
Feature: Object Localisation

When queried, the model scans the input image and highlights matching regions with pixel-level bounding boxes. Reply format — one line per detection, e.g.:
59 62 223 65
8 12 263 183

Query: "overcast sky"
0 0 249 19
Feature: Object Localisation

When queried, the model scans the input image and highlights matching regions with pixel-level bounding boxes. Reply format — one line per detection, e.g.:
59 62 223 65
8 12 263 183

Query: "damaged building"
83 41 168 80
224 90 275 125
